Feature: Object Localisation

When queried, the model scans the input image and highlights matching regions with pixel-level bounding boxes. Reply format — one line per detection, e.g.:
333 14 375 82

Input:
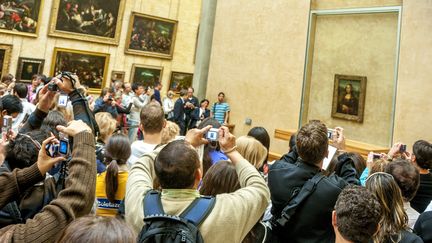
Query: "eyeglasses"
365 171 394 184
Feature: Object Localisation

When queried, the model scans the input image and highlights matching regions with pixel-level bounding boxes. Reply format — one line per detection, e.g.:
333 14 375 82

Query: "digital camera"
206 128 219 142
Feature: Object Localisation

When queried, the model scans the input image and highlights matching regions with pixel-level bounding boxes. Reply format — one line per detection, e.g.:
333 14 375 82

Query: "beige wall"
207 0 432 155
305 13 398 147
393 0 432 147
206 0 311 154
0 0 201 95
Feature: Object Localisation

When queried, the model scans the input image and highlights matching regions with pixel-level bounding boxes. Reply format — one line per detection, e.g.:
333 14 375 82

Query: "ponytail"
105 159 119 203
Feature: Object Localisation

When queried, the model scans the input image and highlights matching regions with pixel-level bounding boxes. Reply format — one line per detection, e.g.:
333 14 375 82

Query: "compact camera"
44 71 77 92
206 128 219 142
108 95 114 102
45 133 69 157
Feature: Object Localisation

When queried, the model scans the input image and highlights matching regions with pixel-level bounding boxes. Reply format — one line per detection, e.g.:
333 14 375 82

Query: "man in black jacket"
268 121 359 243
173 89 188 135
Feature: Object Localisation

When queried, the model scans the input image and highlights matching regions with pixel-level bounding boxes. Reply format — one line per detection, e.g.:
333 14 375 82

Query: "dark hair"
179 89 188 97
14 83 28 99
198 118 222 175
140 103 165 134
6 129 50 170
200 99 209 106
296 121 328 165
155 140 200 189
218 92 225 97
385 159 420 202
154 81 161 87
56 216 136 243
247 126 270 170
335 185 381 243
1 94 23 115
104 134 131 203
346 152 366 176
41 110 67 137
132 82 143 92
413 140 432 170
200 161 240 196
32 74 39 80
289 133 297 153
100 87 114 97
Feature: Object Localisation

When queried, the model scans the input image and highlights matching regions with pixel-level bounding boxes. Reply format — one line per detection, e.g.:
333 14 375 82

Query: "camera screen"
2 117 8 127
59 140 68 154
207 131 218 141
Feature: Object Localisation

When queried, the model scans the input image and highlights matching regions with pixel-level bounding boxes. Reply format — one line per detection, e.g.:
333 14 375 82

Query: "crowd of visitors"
0 71 431 243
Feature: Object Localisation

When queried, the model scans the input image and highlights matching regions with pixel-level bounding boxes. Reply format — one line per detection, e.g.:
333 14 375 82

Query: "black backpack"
138 190 216 243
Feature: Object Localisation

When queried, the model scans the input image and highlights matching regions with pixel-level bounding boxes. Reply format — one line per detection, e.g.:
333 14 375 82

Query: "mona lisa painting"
331 74 367 123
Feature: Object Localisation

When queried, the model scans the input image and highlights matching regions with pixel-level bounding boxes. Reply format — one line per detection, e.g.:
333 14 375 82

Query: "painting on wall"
169 72 193 93
331 74 367 123
51 48 109 94
0 44 12 78
130 64 163 88
0 0 43 37
125 12 178 59
49 0 126 45
111 70 125 83
16 57 44 82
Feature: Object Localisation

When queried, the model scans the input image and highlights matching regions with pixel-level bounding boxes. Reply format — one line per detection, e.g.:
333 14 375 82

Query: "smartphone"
58 94 68 108
373 153 381 159
2 115 12 140
327 129 334 139
206 128 219 141
400 144 407 153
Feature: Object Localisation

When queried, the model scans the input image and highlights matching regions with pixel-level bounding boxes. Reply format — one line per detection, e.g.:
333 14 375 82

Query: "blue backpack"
138 190 215 243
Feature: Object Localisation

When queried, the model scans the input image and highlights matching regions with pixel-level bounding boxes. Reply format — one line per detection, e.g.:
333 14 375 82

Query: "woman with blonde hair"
365 172 422 243
161 121 180 144
95 112 117 173
236 136 268 170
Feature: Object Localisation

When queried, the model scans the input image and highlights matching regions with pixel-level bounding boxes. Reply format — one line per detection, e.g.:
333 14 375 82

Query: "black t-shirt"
411 173 432 213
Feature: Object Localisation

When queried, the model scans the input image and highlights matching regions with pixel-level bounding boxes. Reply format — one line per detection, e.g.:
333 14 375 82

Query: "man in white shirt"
127 103 166 168
12 83 35 132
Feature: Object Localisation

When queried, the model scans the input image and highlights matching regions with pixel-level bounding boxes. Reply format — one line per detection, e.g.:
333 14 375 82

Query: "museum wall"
206 0 432 155
206 0 310 155
305 13 398 147
0 0 201 94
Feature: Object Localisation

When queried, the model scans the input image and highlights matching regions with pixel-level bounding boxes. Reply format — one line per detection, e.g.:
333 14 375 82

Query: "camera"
45 133 69 157
373 153 381 159
327 129 334 139
108 95 113 102
206 128 219 141
400 144 407 153
2 115 12 140
43 71 77 92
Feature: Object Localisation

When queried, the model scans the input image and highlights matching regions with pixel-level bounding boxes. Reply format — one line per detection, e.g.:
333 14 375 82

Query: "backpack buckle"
276 211 290 227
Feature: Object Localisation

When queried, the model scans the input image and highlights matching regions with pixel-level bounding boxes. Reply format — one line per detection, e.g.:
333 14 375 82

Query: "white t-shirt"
127 141 158 168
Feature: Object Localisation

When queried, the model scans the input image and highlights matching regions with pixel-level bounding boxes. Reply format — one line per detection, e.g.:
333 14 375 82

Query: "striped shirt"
212 102 230 124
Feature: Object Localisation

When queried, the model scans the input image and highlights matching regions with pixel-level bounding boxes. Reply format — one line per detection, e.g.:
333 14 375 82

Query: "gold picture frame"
0 44 13 78
51 48 110 94
0 0 44 37
125 12 178 59
169 71 193 94
16 57 45 83
111 70 125 83
48 0 126 45
331 74 367 123
130 64 163 88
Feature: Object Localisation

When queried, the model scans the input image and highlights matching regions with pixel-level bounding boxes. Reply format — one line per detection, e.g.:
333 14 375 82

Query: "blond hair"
236 136 268 169
95 112 117 143
366 172 408 243
161 121 180 144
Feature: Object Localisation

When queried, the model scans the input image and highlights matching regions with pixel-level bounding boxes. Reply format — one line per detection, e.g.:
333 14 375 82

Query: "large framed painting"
331 74 367 123
48 0 126 45
51 48 110 94
130 64 163 88
125 12 178 59
0 0 43 37
16 57 44 82
0 44 12 78
169 72 193 94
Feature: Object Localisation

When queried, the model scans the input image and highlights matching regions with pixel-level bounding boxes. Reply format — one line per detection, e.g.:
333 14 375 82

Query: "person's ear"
193 168 202 189
411 154 416 163
163 119 167 128
139 123 144 132
1 110 7 117
332 210 337 227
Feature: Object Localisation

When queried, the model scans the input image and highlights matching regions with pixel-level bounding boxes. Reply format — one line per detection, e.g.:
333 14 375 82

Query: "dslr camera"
45 133 69 157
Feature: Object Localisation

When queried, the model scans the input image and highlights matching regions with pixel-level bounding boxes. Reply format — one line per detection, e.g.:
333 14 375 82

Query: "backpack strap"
273 172 325 227
143 190 165 217
179 196 216 226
